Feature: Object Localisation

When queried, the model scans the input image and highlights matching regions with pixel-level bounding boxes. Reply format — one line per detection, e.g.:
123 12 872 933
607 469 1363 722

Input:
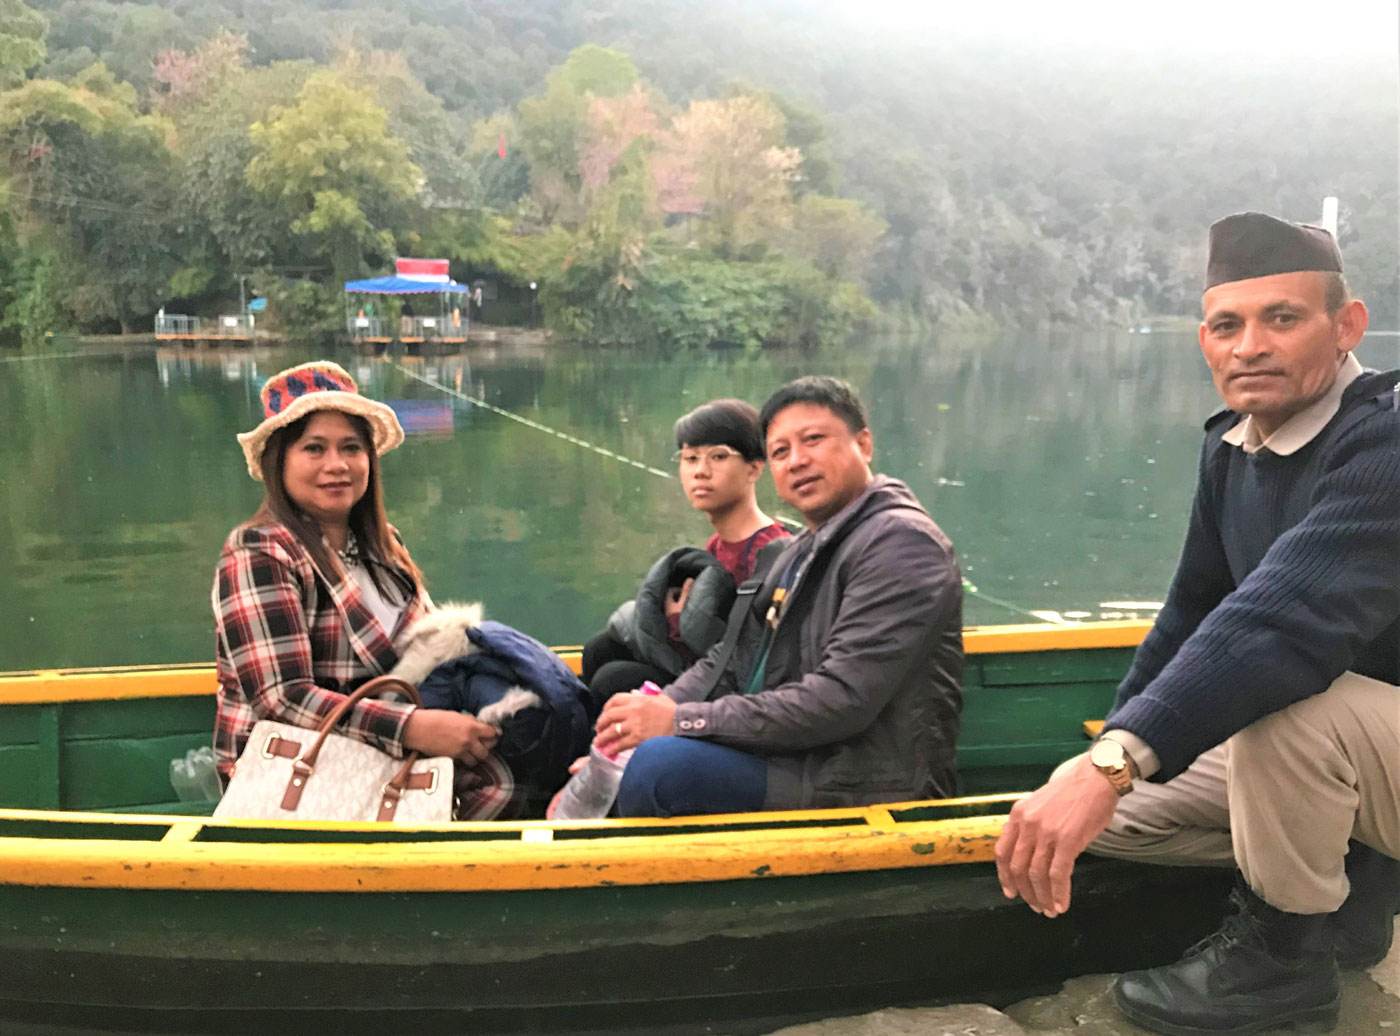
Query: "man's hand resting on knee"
994 754 1120 918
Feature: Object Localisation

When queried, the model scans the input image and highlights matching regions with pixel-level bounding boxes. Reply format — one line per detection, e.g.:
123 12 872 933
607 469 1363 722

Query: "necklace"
334 531 362 569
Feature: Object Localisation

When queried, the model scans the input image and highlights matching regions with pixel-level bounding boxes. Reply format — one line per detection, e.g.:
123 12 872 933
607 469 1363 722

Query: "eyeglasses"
672 447 742 468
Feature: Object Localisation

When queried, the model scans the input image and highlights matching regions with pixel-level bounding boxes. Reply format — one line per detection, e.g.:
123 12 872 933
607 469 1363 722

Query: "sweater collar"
1222 352 1362 456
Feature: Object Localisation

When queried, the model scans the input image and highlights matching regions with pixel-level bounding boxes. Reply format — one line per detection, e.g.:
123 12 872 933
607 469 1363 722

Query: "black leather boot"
1113 881 1340 1036
1333 841 1400 970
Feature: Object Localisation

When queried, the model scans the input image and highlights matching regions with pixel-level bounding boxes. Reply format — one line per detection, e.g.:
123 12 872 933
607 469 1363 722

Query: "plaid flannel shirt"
212 523 432 780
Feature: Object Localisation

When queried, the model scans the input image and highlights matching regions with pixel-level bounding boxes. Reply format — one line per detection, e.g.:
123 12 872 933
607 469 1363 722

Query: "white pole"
1321 196 1339 237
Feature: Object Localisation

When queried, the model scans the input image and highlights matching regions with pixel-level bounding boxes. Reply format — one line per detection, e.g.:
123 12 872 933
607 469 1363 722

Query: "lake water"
2 331 1396 671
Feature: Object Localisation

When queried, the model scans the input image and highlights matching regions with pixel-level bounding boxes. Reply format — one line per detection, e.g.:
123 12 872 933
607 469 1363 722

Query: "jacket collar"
303 540 420 675
766 474 922 596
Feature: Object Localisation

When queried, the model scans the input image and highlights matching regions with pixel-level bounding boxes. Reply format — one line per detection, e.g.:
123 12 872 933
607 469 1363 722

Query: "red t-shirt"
706 521 792 585
665 522 792 651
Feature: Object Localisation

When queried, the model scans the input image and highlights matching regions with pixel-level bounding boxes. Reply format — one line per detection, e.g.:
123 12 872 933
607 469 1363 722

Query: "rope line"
392 362 674 480
392 361 1057 623
0 350 93 364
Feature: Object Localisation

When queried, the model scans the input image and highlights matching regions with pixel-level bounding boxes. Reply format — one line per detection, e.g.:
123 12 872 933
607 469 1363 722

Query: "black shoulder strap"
692 577 765 702
690 539 790 702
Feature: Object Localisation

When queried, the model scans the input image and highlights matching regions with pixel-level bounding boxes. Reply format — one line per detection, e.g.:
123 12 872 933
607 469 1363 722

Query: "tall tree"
0 63 181 332
0 0 46 89
245 70 423 285
784 195 886 284
656 94 801 259
518 44 639 226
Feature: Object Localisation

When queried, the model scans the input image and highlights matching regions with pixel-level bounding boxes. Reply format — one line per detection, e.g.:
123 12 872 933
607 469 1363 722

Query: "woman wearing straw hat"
211 361 515 819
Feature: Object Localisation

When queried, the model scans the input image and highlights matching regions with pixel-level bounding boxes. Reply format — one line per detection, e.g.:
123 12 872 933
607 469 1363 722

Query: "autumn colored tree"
518 44 639 226
655 95 801 259
150 30 247 114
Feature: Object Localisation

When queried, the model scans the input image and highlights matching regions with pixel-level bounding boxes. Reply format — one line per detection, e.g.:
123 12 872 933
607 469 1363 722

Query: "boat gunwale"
0 621 1151 704
0 795 1020 892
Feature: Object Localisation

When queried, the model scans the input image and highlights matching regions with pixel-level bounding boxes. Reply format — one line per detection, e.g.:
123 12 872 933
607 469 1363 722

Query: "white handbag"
213 676 453 824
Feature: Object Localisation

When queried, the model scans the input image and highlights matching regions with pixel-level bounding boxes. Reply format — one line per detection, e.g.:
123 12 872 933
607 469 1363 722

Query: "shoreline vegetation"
0 1 1395 352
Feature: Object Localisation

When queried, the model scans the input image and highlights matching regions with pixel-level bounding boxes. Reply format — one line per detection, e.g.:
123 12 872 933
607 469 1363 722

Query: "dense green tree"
0 0 47 89
0 64 181 332
784 195 886 283
245 70 423 285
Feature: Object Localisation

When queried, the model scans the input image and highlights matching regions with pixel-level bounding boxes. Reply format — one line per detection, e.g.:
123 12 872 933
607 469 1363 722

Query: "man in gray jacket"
595 376 963 816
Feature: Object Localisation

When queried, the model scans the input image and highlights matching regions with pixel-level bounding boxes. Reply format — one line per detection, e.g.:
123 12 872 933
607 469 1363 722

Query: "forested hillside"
1 0 1395 347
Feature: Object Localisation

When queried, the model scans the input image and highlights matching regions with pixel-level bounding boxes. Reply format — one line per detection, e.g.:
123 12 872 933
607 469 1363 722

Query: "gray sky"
830 0 1400 58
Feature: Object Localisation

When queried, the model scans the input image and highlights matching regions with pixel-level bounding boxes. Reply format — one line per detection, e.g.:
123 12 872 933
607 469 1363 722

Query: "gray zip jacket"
667 475 963 809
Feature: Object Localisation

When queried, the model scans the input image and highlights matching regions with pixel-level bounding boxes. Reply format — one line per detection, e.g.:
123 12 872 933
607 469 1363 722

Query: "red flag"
497 133 507 159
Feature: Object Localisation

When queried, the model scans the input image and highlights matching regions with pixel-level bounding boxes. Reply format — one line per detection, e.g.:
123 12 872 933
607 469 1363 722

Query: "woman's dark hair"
758 376 868 440
673 398 765 462
247 412 423 597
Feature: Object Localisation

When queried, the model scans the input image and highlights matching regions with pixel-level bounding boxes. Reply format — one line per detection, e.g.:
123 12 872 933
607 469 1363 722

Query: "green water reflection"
2 333 1396 670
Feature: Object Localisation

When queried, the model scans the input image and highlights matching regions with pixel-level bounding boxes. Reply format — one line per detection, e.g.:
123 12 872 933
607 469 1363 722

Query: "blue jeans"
616 737 767 818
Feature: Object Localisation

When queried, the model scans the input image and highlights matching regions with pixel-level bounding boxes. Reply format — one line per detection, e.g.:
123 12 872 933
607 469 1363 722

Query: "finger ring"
614 722 624 736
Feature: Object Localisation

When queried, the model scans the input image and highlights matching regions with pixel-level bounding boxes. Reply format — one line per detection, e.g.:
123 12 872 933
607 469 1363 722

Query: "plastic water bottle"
169 746 223 802
552 681 662 820
551 744 630 820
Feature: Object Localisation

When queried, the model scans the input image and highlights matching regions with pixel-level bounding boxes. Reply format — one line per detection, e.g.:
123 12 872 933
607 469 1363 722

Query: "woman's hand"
545 755 590 819
402 708 499 764
594 692 677 756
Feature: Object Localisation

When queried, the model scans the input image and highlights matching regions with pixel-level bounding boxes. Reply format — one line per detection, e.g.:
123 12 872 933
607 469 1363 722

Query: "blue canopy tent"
343 269 472 344
343 275 472 294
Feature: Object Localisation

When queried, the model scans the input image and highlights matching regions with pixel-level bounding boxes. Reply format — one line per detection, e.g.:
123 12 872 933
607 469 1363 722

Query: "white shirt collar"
1221 353 1364 456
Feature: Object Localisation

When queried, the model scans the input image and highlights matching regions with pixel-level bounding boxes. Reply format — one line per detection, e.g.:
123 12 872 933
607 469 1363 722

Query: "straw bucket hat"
237 361 404 481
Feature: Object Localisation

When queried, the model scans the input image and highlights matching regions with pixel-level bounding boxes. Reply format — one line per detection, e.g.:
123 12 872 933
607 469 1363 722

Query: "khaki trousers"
1063 672 1400 915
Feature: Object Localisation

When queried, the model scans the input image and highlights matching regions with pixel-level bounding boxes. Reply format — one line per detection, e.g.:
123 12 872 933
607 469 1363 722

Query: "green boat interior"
0 636 1136 818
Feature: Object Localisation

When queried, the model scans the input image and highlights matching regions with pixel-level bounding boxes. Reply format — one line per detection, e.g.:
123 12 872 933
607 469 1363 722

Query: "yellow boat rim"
0 796 1020 893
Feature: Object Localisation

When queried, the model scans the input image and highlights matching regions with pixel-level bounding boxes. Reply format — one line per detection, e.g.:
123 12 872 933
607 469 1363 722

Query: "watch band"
1090 737 1138 797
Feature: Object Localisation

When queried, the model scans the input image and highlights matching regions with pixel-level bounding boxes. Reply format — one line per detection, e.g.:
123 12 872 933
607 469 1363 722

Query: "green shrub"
542 246 875 351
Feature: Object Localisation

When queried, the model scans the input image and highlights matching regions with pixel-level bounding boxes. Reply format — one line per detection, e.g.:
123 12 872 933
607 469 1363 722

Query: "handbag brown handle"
278 675 436 818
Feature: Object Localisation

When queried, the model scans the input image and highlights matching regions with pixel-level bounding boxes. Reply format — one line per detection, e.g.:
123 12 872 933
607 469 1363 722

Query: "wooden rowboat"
0 621 1231 1035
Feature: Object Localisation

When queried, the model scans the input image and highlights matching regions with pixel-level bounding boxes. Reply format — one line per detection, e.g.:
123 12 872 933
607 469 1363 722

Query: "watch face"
1090 738 1125 770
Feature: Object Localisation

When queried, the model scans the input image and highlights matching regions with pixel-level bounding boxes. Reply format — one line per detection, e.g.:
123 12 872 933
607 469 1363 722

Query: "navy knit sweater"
1104 368 1400 781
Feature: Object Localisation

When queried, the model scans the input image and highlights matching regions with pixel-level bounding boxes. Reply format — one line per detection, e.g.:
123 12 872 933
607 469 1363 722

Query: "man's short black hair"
674 398 765 462
759 376 868 441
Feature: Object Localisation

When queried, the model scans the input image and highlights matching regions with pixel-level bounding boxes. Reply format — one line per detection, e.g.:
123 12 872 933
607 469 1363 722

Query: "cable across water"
396 359 1059 624
393 361 675 480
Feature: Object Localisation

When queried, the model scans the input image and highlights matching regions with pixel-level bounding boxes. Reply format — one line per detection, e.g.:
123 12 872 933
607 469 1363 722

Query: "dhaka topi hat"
1205 212 1343 291
237 360 404 481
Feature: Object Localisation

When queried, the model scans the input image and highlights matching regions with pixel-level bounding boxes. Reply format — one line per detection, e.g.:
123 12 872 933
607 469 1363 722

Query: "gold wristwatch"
1089 737 1139 797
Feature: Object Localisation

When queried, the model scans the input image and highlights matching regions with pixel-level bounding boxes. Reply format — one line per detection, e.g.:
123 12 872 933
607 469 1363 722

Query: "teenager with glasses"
580 399 790 707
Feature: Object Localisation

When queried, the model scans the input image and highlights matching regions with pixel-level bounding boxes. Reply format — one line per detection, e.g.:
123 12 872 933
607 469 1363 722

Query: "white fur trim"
389 602 484 686
477 688 542 729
